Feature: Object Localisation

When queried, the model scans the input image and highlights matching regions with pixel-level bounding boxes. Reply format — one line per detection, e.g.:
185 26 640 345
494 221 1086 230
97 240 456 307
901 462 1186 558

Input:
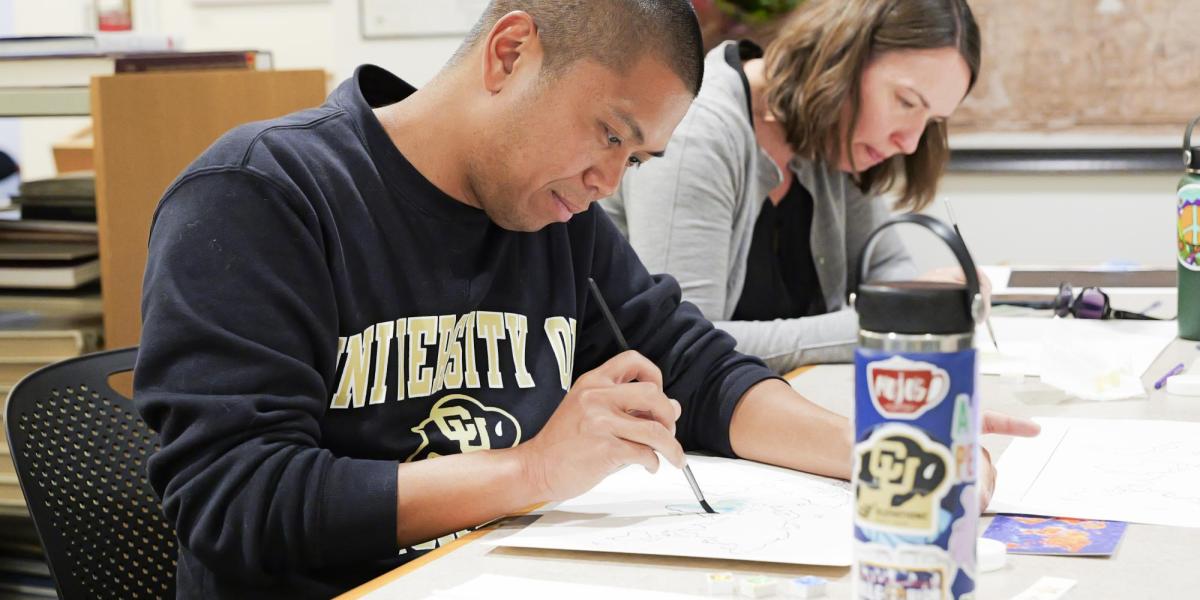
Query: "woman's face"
837 47 971 173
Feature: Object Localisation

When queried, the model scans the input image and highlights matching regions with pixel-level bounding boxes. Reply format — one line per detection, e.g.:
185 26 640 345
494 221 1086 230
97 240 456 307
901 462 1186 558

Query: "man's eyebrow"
611 108 665 157
613 107 646 146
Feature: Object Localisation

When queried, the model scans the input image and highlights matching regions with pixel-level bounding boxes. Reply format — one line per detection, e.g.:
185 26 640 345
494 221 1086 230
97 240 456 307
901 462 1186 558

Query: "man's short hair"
451 0 704 96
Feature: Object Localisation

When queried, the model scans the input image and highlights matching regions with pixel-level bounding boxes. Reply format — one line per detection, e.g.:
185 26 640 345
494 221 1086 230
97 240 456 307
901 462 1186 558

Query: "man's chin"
488 212 555 233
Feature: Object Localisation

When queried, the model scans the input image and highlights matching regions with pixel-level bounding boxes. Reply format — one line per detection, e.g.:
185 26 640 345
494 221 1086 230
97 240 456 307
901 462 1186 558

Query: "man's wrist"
506 443 553 507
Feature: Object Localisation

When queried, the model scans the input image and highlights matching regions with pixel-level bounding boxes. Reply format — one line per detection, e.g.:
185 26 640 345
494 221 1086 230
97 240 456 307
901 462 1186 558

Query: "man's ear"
481 11 541 95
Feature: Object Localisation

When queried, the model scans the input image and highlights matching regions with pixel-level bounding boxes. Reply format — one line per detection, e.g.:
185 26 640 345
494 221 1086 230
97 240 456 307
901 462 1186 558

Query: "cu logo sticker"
854 424 954 535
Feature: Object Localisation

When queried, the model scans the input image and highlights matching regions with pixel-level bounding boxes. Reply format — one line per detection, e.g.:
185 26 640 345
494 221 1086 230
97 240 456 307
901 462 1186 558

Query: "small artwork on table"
983 515 1128 557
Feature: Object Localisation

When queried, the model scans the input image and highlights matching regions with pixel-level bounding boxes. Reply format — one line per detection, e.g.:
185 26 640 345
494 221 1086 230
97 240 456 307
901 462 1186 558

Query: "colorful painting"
983 515 1127 556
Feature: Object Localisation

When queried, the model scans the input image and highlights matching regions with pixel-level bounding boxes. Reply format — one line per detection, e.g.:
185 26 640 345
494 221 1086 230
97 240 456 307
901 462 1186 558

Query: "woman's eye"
608 134 622 146
627 156 643 167
898 96 915 109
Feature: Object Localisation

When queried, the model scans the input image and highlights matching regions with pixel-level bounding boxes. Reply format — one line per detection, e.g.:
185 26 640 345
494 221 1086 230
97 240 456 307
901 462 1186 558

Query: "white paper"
1010 576 1077 600
991 417 1200 527
978 318 1175 400
492 455 853 566
364 573 709 600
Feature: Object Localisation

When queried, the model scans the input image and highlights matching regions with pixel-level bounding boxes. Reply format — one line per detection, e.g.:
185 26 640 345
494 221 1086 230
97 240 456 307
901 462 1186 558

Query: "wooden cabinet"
90 69 327 348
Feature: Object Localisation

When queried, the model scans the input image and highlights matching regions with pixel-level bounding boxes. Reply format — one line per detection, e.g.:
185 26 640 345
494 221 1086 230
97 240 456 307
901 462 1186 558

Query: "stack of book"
0 513 54 598
0 171 103 460
0 32 272 116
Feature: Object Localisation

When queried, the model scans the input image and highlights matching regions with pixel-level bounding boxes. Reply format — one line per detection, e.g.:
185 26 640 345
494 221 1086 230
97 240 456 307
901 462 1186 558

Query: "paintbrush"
586 277 717 514
944 199 1000 352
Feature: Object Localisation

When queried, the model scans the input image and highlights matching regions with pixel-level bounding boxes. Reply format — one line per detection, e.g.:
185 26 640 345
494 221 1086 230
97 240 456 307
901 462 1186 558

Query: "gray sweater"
602 41 916 372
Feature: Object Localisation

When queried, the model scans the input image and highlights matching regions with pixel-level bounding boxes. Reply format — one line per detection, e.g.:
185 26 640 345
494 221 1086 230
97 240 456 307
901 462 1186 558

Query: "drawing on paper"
493 456 855 566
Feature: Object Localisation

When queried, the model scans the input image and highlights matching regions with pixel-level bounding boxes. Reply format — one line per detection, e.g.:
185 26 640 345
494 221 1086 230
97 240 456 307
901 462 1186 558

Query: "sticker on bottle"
855 542 955 600
866 356 951 419
1178 183 1200 271
854 423 955 535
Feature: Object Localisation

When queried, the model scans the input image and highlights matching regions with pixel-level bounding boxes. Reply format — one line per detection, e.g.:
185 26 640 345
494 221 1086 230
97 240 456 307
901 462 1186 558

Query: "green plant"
715 0 803 23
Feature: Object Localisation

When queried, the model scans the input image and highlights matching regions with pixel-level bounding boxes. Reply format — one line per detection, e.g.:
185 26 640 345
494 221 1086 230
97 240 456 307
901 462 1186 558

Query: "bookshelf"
90 69 327 348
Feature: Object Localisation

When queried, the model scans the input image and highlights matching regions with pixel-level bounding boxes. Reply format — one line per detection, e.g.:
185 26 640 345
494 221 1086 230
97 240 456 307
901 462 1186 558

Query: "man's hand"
978 411 1041 509
516 350 684 503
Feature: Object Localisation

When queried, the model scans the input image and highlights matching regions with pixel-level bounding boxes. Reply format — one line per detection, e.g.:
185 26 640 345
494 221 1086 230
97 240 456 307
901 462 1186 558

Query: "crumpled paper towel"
1036 326 1147 402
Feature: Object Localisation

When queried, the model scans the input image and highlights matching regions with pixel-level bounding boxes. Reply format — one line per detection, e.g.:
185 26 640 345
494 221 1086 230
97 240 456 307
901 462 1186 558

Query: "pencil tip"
700 500 717 514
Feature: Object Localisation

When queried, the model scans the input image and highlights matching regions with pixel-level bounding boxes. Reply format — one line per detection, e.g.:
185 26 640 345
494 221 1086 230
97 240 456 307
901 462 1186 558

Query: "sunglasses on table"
995 282 1163 320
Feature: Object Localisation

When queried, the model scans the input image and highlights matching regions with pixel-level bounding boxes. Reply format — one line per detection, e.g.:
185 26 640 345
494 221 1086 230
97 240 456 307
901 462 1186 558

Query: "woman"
603 0 985 372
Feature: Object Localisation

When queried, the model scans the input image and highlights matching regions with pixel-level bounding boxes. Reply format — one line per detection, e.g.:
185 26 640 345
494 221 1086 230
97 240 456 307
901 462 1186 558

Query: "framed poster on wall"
359 0 489 39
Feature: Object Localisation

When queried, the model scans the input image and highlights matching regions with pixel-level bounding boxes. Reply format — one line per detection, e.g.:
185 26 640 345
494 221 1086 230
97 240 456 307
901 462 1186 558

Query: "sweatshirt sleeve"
574 208 779 458
134 168 399 584
713 310 860 373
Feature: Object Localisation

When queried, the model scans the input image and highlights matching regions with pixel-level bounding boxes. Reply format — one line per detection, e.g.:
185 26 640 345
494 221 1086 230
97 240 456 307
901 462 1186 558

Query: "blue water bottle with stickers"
850 213 982 600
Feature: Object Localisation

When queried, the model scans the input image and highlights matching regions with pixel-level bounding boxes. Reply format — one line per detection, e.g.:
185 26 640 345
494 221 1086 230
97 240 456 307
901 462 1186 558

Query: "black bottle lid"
856 280 975 335
855 214 981 336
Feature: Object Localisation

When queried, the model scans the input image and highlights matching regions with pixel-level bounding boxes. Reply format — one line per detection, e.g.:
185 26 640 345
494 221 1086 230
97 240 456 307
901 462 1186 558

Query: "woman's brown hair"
762 0 981 211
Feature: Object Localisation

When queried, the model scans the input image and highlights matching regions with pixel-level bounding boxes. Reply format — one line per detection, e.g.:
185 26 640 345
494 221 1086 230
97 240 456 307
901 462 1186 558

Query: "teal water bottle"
1179 116 1200 340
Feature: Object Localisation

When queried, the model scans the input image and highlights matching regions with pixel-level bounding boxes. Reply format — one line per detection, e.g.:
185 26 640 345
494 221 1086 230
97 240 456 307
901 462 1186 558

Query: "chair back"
4 347 176 599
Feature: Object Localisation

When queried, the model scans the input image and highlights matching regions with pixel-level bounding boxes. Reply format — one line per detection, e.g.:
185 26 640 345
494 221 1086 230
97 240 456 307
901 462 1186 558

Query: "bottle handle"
1184 115 1200 167
1186 115 1200 150
856 213 982 320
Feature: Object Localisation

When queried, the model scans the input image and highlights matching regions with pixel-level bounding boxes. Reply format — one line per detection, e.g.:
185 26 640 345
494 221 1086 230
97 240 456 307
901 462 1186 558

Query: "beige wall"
5 1 1178 271
10 0 463 180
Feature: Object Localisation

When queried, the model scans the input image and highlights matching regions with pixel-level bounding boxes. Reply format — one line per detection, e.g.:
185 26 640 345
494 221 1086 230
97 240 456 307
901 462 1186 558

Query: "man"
135 1 1036 597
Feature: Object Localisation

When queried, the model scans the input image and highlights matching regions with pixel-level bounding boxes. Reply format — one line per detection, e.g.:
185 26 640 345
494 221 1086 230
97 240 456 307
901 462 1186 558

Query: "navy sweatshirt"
135 65 778 598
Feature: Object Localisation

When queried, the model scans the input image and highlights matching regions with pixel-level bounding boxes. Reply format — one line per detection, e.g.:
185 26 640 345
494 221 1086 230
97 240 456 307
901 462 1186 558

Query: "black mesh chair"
4 347 177 599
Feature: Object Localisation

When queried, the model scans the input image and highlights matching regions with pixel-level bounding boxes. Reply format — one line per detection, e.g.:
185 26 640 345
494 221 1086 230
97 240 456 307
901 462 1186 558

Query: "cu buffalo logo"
406 395 522 463
867 356 950 419
854 424 954 535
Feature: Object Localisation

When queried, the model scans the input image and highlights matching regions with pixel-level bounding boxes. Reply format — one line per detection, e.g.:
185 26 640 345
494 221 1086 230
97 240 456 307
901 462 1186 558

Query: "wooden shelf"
0 87 89 117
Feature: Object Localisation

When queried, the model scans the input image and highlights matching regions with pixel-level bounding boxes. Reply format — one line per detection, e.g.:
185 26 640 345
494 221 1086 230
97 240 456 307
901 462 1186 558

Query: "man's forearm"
395 446 541 547
728 378 853 480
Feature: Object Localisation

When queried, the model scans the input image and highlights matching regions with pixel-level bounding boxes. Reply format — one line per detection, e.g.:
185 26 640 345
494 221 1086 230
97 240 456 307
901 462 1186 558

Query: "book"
0 231 96 244
15 172 93 200
13 204 96 222
0 32 175 57
0 242 97 262
0 50 273 88
0 312 102 360
0 286 102 315
0 220 97 244
117 50 273 73
0 221 97 236
0 571 55 598
0 360 54 387
0 86 89 117
0 257 100 290
0 556 50 578
0 478 24 505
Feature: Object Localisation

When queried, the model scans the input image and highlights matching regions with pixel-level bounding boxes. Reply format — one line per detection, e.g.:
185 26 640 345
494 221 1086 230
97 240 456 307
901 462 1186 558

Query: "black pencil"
586 277 717 515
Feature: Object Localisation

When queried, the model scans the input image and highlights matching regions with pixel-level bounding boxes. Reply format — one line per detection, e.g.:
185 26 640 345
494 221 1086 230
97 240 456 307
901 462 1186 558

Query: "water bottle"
850 214 982 600
1178 115 1200 340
